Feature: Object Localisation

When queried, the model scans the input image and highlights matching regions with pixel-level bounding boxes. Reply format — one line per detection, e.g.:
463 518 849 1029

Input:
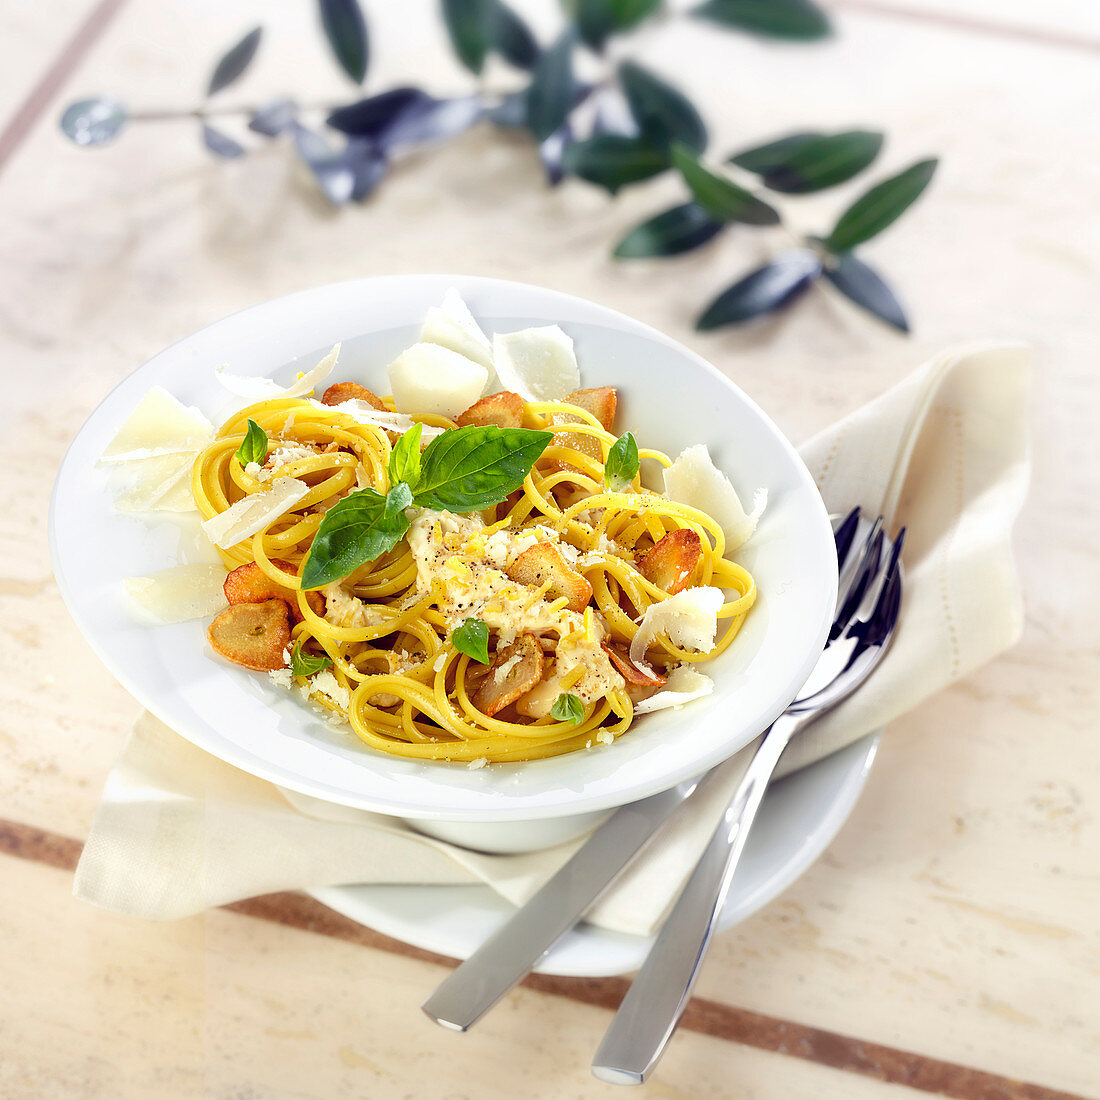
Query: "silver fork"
591 512 903 1084
422 510 901 1040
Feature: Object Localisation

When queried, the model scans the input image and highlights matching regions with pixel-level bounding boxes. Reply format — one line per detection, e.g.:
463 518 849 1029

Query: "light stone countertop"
0 1 1097 1098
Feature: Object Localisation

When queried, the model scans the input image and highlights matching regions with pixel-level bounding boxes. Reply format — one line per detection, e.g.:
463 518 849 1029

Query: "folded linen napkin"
74 342 1030 937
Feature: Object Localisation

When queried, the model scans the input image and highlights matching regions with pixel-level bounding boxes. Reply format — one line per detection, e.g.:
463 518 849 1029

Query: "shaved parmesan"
201 478 310 549
663 444 767 552
100 386 213 462
387 342 488 418
310 399 445 440
420 289 493 373
629 586 724 665
125 563 229 622
110 451 196 512
633 666 715 715
215 343 340 401
492 326 580 403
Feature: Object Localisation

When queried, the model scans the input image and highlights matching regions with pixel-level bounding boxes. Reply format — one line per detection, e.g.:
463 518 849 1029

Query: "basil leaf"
671 144 780 226
290 640 333 677
236 419 268 466
301 484 411 589
550 692 584 724
824 157 938 253
604 431 639 490
411 425 553 513
388 423 423 488
613 202 723 259
385 480 414 516
452 617 490 664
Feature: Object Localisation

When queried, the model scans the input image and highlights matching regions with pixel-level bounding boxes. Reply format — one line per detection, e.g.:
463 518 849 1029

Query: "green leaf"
550 692 585 724
618 61 706 153
573 0 663 51
691 0 831 40
388 423 423 488
614 202 723 258
561 135 669 193
442 0 490 73
822 252 909 333
696 250 821 330
301 484 411 590
824 157 938 252
412 425 553 513
384 480 414 516
525 32 576 141
236 419 268 466
452 617 491 664
318 0 369 83
290 640 333 677
604 431 639 490
207 26 263 97
728 131 820 175
671 144 780 225
732 130 883 194
488 0 540 70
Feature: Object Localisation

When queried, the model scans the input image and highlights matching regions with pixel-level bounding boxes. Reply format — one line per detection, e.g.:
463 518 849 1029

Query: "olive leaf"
292 123 356 205
696 250 821 330
442 0 490 73
618 60 707 153
488 0 541 70
561 135 668 193
824 157 938 252
248 98 297 137
823 252 909 332
59 96 128 146
443 0 538 74
525 32 576 142
691 0 831 40
207 26 263 97
671 144 779 225
573 0 663 52
202 123 246 158
731 129 883 193
614 202 723 258
318 0 370 84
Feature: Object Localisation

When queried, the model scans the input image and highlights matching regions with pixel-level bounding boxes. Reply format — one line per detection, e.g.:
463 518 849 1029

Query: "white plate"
49 274 836 823
310 733 879 977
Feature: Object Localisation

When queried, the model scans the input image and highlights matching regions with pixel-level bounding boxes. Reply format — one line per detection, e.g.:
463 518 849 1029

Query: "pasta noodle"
192 389 757 764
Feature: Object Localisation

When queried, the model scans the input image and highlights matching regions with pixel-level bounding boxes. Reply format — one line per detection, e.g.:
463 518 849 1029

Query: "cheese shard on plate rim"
201 478 310 549
663 443 767 553
633 666 715 715
110 451 197 513
124 563 229 622
491 325 580 403
629 585 725 666
386 342 489 419
99 386 213 462
214 343 340 401
420 289 493 373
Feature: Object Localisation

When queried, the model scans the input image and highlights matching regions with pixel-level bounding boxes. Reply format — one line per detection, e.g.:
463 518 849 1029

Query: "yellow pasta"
193 389 757 764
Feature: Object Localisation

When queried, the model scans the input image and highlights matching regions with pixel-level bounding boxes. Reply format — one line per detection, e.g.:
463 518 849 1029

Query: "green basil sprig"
236 418 268 467
452 617 490 664
290 639 333 677
550 692 584 724
604 431 639 491
302 423 552 590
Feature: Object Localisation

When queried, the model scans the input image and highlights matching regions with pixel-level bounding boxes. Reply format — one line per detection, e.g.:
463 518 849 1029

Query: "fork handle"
591 711 806 1086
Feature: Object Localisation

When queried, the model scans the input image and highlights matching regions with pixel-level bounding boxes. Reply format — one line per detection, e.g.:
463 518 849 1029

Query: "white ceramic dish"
311 734 880 977
49 275 835 827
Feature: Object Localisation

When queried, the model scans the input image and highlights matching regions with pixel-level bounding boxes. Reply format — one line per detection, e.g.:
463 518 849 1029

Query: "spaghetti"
193 385 757 764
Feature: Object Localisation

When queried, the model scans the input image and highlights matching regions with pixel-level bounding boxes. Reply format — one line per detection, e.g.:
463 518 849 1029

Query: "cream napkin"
74 342 1031 937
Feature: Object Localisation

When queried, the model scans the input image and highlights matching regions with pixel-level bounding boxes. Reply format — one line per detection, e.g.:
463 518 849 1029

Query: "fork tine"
865 529 904 645
831 516 883 640
852 526 905 625
832 508 860 571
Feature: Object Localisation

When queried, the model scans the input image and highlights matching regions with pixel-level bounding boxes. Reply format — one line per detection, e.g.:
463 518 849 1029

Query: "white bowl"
50 275 836 845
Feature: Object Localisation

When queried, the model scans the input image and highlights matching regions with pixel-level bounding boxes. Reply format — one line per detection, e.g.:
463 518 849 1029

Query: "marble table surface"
1 1 1097 1097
